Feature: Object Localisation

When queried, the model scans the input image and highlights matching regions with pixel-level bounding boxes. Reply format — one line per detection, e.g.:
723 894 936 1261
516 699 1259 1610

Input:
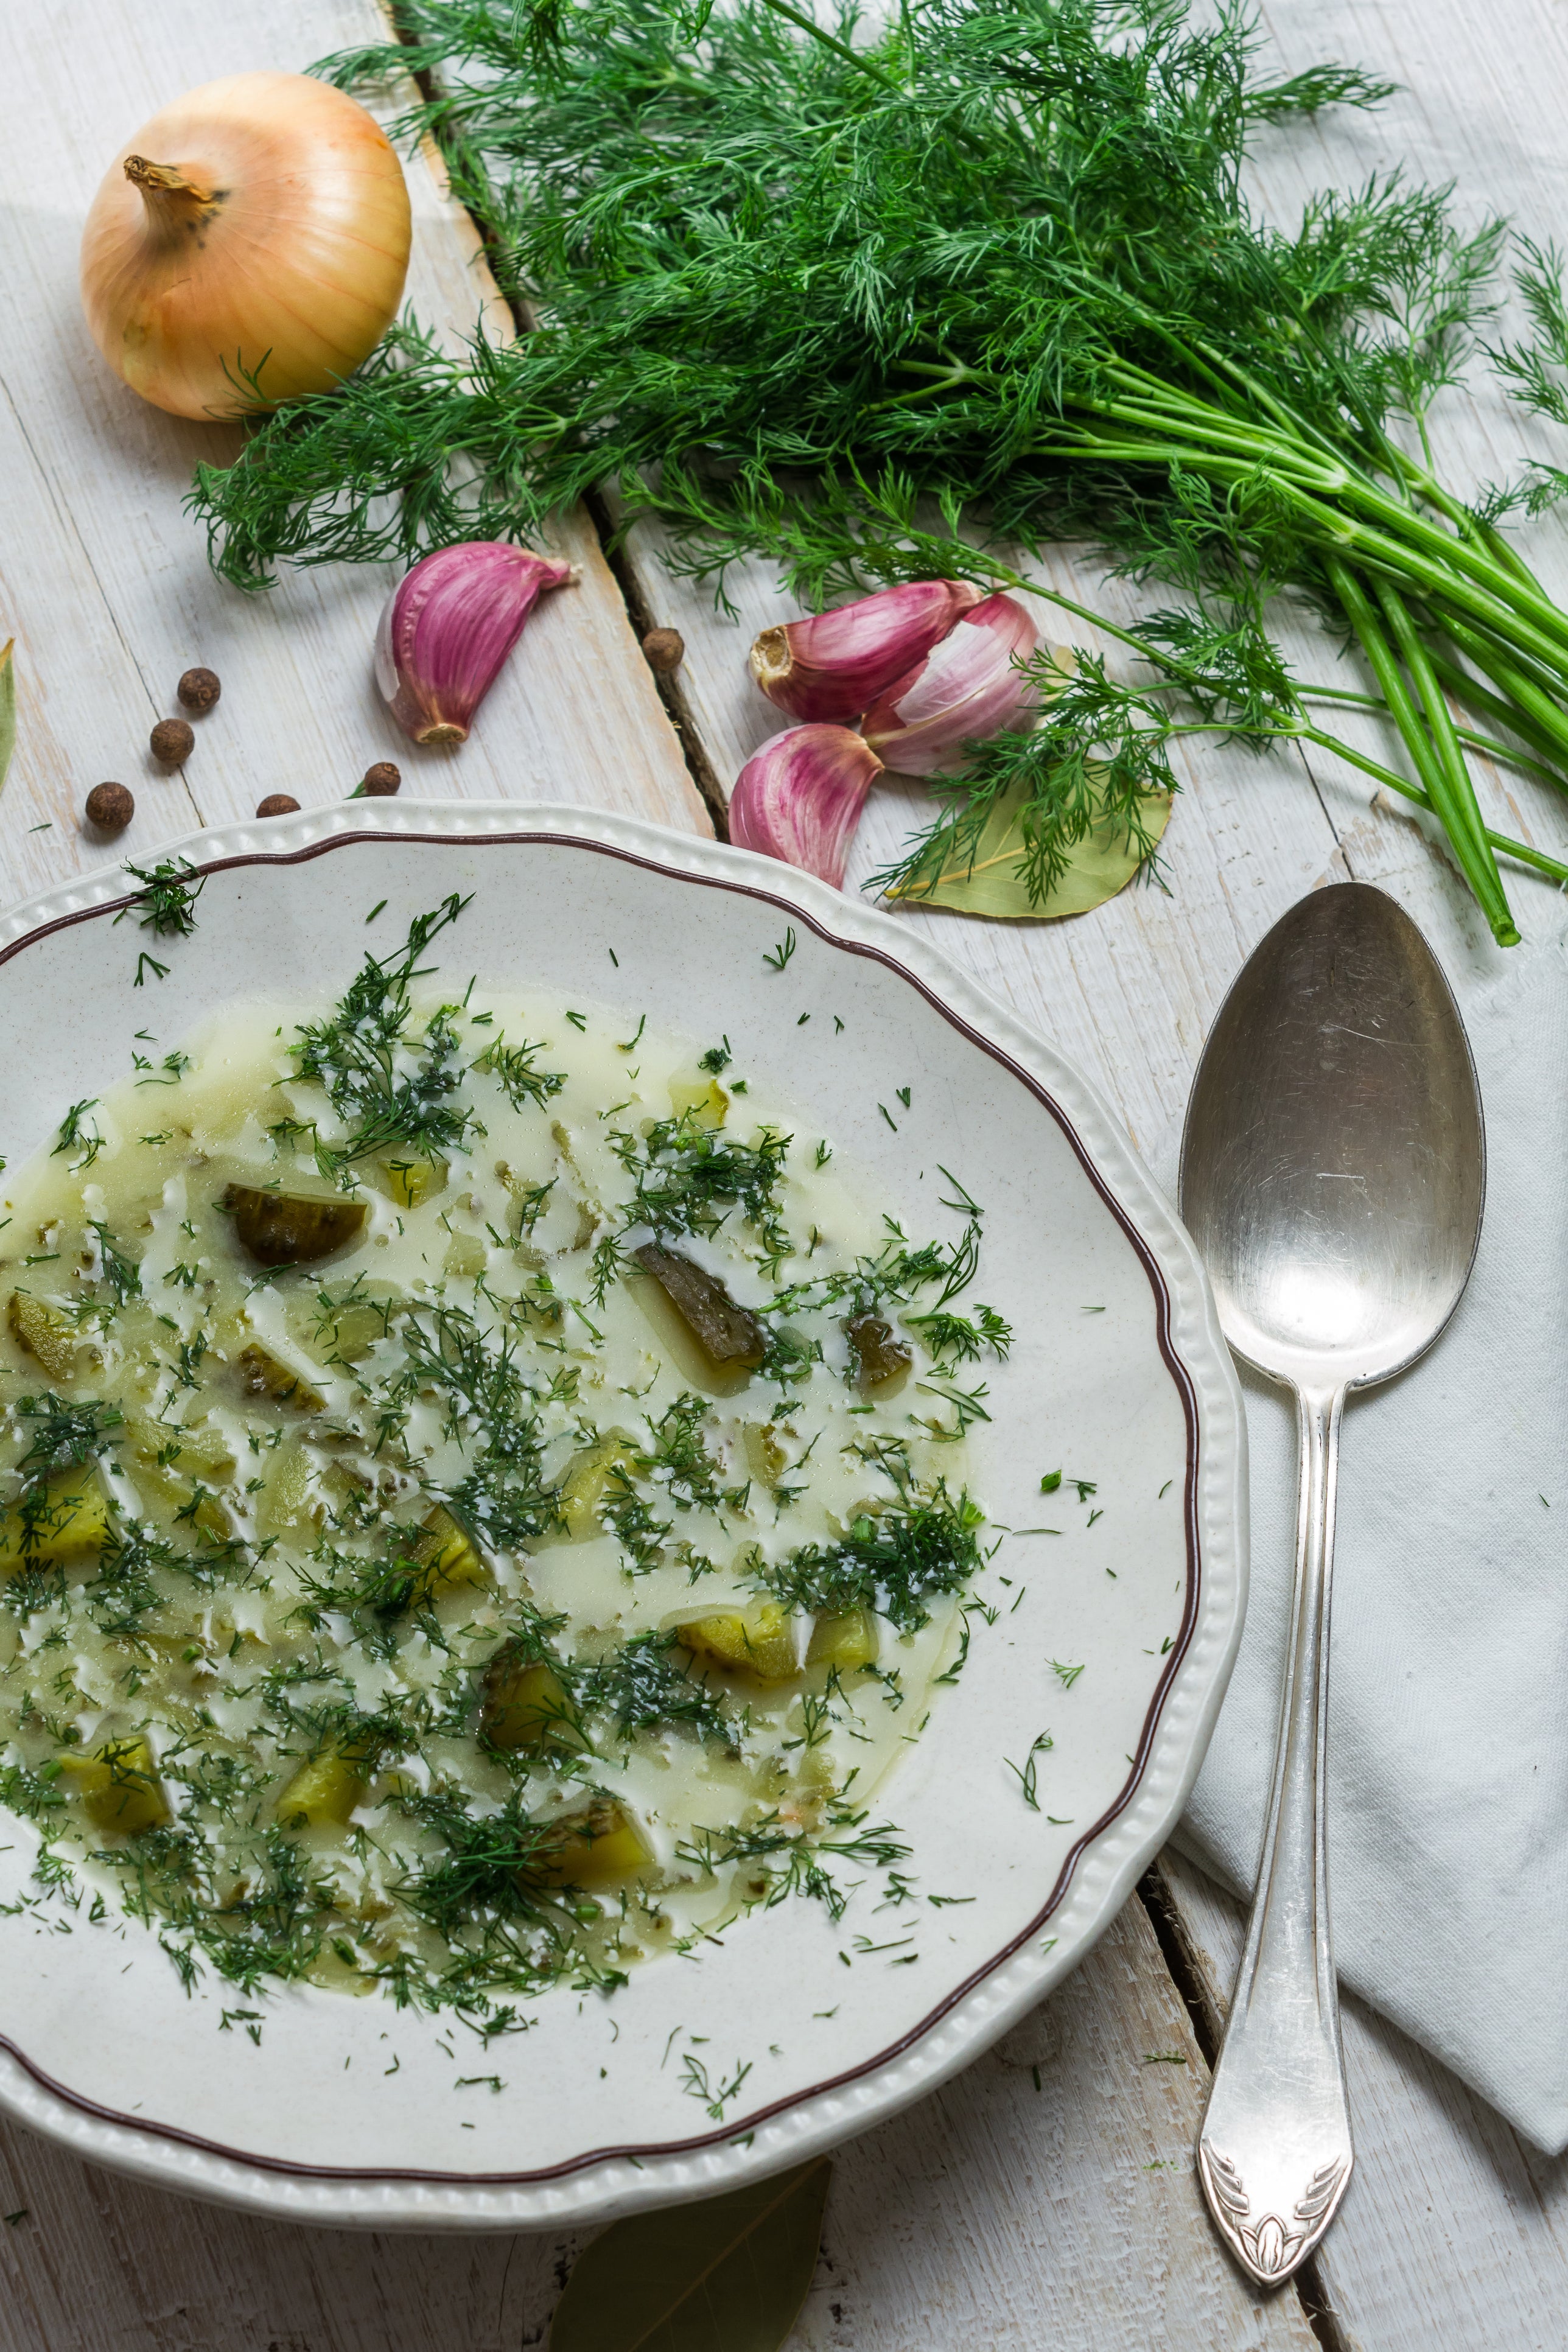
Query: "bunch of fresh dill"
186 0 1568 936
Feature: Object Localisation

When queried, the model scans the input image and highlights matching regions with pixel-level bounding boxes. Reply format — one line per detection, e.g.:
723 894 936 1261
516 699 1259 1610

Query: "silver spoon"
1178 881 1484 2287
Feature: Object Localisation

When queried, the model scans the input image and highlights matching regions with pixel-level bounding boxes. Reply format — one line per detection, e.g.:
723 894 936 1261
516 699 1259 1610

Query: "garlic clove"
729 725 884 889
748 581 984 724
861 593 1040 774
376 542 577 746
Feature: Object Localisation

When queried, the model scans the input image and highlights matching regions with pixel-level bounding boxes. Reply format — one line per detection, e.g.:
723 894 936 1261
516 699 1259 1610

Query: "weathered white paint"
0 0 1562 2339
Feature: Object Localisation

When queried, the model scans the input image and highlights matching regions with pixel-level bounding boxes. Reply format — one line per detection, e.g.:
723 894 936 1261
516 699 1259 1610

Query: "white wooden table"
4 0 1568 2343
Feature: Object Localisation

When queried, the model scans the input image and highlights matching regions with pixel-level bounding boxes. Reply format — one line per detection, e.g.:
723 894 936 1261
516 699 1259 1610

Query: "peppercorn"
150 718 194 765
176 667 222 714
360 761 402 796
85 782 134 833
642 628 685 674
256 794 300 818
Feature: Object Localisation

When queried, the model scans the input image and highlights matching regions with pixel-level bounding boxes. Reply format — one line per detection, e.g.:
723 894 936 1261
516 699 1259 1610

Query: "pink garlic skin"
375 542 576 746
861 592 1039 774
749 580 984 724
729 724 884 889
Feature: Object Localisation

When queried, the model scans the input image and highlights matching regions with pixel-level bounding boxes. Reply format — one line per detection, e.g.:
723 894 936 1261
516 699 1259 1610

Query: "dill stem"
1430 611 1568 763
1150 714 1566 886
1374 579 1514 938
1295 727 1568 886
1327 559 1517 942
1269 477 1568 674
1298 684 1568 794
1477 517 1549 597
1421 647 1568 779
754 0 908 93
1060 374 1568 663
1041 389 1568 679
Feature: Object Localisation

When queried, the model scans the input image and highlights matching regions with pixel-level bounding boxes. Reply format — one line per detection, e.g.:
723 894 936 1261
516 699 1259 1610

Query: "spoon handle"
1197 1381 1354 2287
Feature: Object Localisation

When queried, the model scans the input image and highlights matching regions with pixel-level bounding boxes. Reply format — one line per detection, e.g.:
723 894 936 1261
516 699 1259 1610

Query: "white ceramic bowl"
0 801 1245 2228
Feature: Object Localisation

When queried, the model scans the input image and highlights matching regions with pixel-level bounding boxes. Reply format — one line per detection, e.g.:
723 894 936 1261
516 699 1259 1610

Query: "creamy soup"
0 898 1004 2019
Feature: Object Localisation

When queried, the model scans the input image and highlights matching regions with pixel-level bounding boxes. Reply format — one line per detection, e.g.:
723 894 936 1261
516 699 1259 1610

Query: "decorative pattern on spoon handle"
1196 1381 1354 2289
1199 2147 1351 2284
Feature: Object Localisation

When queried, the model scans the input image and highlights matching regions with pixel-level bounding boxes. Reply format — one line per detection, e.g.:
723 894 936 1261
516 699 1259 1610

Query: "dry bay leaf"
886 774 1171 920
0 641 13 796
550 2157 831 2352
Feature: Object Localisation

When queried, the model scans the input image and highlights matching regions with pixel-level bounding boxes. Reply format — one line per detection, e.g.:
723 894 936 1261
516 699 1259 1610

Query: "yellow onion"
80 73 411 421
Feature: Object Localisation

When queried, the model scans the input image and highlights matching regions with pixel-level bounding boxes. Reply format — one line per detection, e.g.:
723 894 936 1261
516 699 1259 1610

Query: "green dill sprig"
757 1480 984 1635
175 0 1568 937
4 1395 128 1599
86 1224 142 1312
52 1100 102 1169
676 1810 911 1922
289 897 475 1181
608 1105 791 1256
904 1303 1010 1363
389 1304 555 1549
576 1631 731 1743
472 1033 567 1111
635 1392 727 1511
391 1784 591 1941
119 858 205 937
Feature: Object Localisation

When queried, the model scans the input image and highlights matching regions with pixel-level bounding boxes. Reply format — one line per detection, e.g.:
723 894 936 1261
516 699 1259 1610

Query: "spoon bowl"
1181 883 1485 1390
1179 881 1483 2288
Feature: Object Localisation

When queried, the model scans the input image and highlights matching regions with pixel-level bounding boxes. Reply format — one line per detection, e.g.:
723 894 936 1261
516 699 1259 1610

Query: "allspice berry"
642 627 685 675
256 793 300 819
177 667 222 714
150 718 195 765
85 782 134 833
360 761 402 796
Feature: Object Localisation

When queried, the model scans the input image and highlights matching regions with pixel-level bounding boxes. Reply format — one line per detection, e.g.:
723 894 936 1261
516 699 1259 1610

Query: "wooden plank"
0 379 203 889
0 0 1561 2344
0 5 1286 2347
1150 1849 1568 2352
606 8 1568 2350
0 0 710 845
782 1894 1318 2351
0 1894 1316 2352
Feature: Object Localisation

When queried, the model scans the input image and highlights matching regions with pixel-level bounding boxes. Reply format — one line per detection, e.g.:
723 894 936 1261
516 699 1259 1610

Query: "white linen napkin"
1153 903 1568 2154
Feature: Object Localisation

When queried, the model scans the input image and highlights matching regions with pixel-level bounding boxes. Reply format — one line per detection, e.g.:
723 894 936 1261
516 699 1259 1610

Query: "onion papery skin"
729 725 884 888
749 581 984 723
862 593 1040 774
80 73 411 421
375 542 576 746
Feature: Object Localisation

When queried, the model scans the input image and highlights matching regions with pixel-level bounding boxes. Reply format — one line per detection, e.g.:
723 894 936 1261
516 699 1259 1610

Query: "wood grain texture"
607 1 1568 2343
0 0 1564 2343
1152 1850 1568 2352
0 1896 1316 2352
0 0 709 850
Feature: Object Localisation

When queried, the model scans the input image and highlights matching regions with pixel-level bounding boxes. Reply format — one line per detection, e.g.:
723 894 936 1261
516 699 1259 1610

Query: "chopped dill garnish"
904 1304 1011 1364
608 1104 791 1255
52 1099 102 1169
757 1482 984 1636
289 896 475 1182
677 1813 910 1923
117 858 205 940
13 1392 123 1482
389 1304 555 1549
1005 1731 1054 1811
472 1033 567 1111
577 1632 730 1744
